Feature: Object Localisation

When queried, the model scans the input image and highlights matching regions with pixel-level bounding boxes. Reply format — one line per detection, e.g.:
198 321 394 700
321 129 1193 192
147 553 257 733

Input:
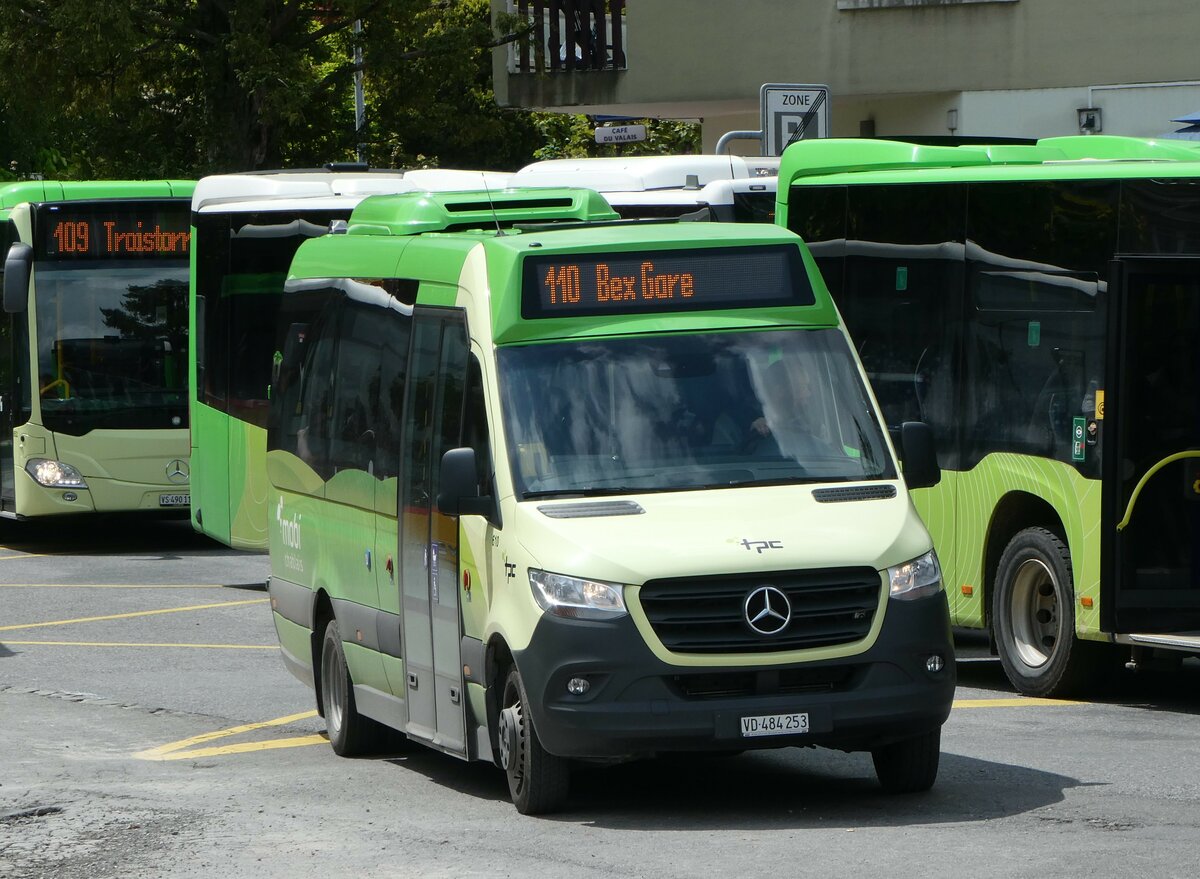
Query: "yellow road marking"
136 711 323 761
0 553 51 561
4 640 278 650
0 598 268 632
0 583 230 588
954 697 1083 708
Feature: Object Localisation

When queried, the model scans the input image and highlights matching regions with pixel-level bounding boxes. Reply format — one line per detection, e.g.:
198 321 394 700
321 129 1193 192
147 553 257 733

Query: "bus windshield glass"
498 328 895 498
34 261 188 434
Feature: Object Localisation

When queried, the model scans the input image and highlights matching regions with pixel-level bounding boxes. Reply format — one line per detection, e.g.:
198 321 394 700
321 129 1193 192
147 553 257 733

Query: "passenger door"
398 310 469 755
1104 258 1200 633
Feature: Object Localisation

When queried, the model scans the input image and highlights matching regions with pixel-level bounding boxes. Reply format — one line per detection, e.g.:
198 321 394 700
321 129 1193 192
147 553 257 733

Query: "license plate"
159 493 190 507
740 712 810 738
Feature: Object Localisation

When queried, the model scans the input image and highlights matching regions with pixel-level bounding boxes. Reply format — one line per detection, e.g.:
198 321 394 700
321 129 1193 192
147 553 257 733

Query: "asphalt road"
2 517 1199 878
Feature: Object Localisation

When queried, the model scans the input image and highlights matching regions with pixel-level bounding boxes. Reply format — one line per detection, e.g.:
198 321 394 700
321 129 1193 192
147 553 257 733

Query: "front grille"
638 568 880 655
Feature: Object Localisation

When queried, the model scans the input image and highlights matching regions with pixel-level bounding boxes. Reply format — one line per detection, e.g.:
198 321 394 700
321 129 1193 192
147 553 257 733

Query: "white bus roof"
511 155 779 193
192 168 512 213
599 176 777 207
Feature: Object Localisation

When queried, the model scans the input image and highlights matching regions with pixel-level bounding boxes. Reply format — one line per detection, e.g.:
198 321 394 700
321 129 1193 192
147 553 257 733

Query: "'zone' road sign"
761 84 830 156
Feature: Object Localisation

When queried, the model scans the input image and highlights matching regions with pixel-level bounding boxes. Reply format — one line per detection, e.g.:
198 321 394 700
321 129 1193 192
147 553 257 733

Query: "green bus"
1 181 194 521
265 187 951 813
778 135 1200 696
190 168 511 550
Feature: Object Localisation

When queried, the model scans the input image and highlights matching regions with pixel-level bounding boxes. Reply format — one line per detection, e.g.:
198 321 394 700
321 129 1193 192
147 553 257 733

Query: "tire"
872 728 940 794
497 665 570 815
992 527 1096 698
320 619 378 757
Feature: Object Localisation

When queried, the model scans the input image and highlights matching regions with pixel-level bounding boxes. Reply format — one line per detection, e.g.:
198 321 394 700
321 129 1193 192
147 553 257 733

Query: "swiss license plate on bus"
159 493 190 507
740 712 810 738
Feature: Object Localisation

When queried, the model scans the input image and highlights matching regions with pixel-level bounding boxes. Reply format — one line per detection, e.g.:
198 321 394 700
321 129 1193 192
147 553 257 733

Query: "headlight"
26 458 88 488
528 569 628 620
887 550 943 601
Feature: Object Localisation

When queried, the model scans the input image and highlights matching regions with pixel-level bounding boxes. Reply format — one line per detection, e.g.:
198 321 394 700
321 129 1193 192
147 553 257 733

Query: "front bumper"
512 592 955 759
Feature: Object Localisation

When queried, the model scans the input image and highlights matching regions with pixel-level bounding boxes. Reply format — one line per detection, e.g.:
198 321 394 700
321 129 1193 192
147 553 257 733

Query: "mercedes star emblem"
744 585 792 636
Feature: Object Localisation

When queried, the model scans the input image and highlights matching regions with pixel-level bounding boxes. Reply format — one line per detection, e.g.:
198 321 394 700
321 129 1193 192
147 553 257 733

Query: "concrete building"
491 0 1200 152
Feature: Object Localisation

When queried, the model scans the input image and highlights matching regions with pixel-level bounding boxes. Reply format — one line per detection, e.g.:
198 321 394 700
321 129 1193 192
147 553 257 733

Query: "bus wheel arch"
982 492 1065 630
484 635 514 767
311 589 336 719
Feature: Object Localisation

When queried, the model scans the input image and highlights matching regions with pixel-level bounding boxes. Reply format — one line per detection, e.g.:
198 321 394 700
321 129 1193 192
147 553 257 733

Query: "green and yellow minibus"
779 135 1200 696
265 187 952 813
1 181 194 521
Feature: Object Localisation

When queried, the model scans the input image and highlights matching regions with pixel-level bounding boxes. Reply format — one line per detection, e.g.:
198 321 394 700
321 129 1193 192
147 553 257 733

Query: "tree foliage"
0 1 696 180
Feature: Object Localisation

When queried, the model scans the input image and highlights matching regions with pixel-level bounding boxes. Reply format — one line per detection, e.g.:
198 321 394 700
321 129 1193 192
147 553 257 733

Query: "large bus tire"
992 526 1095 698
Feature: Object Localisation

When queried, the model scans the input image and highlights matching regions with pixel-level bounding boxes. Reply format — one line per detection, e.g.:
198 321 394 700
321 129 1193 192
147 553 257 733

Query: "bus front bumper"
512 594 955 759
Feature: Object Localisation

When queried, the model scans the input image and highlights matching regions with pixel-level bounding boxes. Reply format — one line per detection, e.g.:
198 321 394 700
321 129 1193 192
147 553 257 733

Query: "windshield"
35 262 188 435
498 328 896 498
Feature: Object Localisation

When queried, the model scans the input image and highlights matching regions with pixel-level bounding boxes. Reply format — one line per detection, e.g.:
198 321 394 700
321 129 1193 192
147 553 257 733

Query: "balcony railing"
507 0 627 73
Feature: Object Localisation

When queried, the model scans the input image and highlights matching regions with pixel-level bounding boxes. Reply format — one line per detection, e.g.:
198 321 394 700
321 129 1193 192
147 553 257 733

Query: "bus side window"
328 300 385 476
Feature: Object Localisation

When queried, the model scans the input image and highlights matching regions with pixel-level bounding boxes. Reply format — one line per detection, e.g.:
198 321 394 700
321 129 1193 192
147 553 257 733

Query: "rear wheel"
993 527 1096 697
871 728 940 794
320 619 377 757
497 666 569 815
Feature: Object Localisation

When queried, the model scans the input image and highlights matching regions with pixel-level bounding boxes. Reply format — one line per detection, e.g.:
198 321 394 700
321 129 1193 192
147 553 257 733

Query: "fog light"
925 654 945 674
566 677 590 695
62 492 78 502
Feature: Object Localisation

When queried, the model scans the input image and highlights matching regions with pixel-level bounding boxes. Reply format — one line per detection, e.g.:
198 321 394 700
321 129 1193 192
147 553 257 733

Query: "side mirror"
437 447 501 527
899 421 941 490
4 243 33 314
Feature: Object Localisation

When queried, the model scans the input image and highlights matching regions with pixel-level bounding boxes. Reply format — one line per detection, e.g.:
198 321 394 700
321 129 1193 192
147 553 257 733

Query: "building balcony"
507 0 627 74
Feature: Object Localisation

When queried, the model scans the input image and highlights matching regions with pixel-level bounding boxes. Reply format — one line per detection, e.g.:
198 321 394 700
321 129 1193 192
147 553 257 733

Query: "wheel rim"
501 676 527 795
1007 557 1060 669
323 637 345 733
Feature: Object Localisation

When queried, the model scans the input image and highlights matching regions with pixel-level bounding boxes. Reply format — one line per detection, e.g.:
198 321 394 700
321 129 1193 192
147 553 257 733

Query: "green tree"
0 1 539 177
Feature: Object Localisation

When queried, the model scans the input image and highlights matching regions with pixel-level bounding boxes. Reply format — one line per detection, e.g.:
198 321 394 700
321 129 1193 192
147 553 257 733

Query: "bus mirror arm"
899 421 941 490
3 243 33 314
438 447 501 526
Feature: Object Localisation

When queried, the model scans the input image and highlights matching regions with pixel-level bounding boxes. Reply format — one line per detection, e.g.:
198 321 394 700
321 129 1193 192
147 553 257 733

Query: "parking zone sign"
761 84 830 156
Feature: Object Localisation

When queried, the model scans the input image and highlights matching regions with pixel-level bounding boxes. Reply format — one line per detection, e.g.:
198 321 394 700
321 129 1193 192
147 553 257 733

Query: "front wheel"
992 527 1096 698
497 666 569 815
871 728 940 794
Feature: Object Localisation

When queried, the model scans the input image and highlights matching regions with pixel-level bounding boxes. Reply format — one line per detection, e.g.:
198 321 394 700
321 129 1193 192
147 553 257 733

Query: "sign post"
760 84 830 156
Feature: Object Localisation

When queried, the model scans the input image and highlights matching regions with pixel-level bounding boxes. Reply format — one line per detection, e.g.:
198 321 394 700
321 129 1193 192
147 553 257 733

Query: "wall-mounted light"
1077 107 1102 134
947 108 958 134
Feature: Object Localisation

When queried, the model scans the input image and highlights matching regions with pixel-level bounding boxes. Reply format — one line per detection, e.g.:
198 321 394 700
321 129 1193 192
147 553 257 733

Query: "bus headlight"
528 569 628 620
887 550 943 601
25 458 88 489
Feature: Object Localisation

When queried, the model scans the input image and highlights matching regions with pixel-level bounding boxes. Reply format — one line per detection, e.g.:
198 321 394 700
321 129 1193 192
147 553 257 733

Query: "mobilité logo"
277 496 302 551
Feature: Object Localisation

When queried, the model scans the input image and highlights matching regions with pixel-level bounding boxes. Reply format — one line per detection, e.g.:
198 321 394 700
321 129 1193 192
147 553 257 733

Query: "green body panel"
190 402 232 545
1 179 195 209
273 611 313 674
912 455 1102 638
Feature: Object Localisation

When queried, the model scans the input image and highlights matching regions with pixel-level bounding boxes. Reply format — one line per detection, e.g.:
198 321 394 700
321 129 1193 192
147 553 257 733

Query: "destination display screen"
521 244 812 318
34 201 191 260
